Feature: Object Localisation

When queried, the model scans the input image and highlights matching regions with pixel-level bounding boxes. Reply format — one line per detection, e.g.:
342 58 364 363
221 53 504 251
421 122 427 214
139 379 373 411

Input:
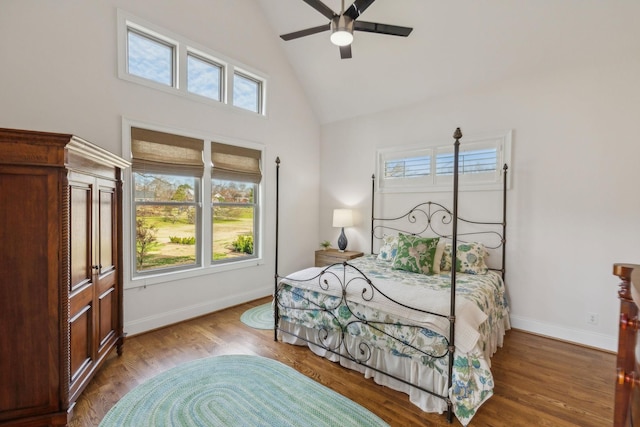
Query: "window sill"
125 256 264 290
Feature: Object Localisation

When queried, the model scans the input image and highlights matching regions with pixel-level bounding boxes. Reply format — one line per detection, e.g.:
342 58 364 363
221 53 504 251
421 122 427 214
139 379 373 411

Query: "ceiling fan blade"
280 23 331 41
354 21 413 37
302 0 338 20
344 0 376 20
339 44 352 59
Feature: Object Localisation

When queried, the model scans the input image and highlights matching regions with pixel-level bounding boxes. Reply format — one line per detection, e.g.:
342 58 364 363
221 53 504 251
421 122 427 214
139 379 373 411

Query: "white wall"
0 0 321 334
3 1 636 351
320 58 640 351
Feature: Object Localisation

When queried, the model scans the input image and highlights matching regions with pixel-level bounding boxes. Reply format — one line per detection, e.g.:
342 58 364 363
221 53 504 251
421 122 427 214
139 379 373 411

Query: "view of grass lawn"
136 207 253 271
133 172 257 273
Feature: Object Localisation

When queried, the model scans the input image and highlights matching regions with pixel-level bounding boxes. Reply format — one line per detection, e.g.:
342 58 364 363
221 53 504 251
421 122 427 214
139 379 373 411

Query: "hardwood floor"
69 297 615 427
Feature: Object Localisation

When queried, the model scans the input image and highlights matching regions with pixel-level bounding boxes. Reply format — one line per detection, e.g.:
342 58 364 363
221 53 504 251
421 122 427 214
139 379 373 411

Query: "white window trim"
121 118 266 290
116 9 268 117
376 129 512 193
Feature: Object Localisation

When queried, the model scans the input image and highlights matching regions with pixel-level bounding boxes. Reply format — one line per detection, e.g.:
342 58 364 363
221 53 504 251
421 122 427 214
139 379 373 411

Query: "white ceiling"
255 0 640 124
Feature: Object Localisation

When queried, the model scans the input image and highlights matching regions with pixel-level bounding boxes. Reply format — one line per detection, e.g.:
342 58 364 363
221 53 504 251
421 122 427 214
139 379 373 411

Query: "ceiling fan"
279 0 413 59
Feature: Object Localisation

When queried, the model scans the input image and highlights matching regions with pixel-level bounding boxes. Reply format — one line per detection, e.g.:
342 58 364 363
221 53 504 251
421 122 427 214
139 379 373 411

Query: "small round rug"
240 302 273 329
99 354 389 427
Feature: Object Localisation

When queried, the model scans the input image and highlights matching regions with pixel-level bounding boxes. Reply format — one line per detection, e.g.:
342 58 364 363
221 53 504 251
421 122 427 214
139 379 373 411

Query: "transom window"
118 9 267 116
187 53 223 101
377 130 512 192
127 29 175 86
233 72 262 113
384 155 431 179
435 148 498 176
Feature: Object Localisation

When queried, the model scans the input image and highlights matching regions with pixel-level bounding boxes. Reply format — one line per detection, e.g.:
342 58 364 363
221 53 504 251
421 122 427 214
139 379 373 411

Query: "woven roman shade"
131 128 204 176
211 142 262 183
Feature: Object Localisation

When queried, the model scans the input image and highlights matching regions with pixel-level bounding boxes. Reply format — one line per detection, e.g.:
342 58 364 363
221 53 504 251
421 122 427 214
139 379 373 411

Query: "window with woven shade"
211 142 261 263
128 126 264 278
131 128 204 274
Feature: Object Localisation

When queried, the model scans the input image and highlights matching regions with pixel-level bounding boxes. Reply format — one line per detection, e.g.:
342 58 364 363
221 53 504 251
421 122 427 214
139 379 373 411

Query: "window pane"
436 148 497 176
385 156 430 179
187 54 221 101
233 73 260 113
133 172 199 273
134 173 196 202
212 179 256 262
211 180 254 204
135 205 197 272
212 206 254 261
127 30 173 86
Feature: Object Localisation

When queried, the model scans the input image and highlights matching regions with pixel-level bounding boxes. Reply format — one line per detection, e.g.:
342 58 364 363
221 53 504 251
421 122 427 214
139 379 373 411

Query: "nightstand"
315 249 364 267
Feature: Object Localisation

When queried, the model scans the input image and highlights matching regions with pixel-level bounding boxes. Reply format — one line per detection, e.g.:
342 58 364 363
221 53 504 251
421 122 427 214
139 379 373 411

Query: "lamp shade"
332 209 354 228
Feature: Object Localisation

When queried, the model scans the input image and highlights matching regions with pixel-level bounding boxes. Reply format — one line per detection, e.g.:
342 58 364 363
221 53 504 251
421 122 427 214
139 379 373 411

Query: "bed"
273 128 510 425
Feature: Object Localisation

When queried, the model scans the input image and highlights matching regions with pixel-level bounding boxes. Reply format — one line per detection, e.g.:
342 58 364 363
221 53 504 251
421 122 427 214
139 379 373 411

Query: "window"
187 52 223 101
211 143 261 262
131 128 203 274
379 148 433 190
435 148 498 176
129 126 263 278
377 130 512 192
233 71 262 113
384 154 431 179
118 10 267 115
127 29 175 87
134 173 200 271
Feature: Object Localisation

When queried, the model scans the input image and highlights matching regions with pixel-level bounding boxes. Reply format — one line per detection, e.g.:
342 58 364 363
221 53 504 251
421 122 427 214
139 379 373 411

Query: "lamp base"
337 227 347 251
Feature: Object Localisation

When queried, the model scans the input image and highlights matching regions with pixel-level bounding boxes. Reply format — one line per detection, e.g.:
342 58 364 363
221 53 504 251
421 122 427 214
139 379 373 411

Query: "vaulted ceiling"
255 0 640 124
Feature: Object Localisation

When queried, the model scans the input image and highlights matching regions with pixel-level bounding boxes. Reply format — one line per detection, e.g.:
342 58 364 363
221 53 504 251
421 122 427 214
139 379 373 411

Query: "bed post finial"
453 127 462 140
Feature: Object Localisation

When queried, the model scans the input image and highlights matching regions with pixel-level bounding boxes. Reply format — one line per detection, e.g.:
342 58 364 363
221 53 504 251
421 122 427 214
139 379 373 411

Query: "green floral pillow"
440 241 489 275
391 234 440 275
376 234 398 261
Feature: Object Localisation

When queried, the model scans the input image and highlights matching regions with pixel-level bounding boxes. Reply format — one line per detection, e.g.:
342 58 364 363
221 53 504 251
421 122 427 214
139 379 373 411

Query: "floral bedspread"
276 255 510 425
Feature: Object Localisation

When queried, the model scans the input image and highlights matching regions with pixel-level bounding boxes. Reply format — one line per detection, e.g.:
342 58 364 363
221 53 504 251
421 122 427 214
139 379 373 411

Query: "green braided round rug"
100 354 389 427
240 302 273 329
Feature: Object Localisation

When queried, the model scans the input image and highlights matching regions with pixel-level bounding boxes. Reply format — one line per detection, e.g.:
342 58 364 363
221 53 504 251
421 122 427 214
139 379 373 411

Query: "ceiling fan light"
330 15 354 46
330 30 353 46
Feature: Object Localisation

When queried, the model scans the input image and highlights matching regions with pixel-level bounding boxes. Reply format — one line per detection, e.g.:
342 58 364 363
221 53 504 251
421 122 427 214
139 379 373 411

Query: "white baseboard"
509 315 617 352
124 286 272 336
124 294 618 352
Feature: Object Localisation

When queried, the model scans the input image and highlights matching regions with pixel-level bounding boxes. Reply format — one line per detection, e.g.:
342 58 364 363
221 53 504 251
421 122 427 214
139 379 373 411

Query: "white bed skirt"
278 320 450 414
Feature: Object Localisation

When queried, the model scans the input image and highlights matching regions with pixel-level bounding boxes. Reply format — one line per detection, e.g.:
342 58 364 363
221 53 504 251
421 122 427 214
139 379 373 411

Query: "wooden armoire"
0 128 129 426
613 263 640 426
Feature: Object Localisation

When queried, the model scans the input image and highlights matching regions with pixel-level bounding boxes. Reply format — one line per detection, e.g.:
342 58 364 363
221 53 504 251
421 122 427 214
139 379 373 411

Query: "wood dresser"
613 263 640 426
0 128 129 426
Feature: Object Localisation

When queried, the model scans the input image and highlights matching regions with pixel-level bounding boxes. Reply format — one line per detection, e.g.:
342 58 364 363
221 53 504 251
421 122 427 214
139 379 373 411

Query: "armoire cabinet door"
68 175 95 398
96 179 119 358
